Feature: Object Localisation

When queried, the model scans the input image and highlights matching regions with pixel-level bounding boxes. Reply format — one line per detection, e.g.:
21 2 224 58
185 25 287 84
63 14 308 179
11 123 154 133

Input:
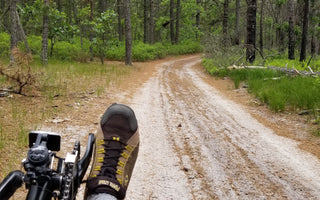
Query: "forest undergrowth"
0 49 134 178
202 45 320 135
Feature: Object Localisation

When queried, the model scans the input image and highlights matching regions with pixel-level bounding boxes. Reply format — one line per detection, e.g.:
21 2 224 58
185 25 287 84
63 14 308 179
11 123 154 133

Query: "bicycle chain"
60 162 74 200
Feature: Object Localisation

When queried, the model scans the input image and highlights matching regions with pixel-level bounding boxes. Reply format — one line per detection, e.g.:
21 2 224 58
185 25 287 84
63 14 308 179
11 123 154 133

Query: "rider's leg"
85 103 139 200
87 193 117 200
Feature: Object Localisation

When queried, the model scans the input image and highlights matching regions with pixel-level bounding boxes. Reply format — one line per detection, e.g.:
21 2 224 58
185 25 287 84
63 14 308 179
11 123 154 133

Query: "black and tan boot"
86 103 139 199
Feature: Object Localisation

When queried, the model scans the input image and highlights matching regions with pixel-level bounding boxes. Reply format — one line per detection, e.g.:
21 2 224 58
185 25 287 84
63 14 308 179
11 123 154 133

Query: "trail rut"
124 56 320 199
28 55 320 200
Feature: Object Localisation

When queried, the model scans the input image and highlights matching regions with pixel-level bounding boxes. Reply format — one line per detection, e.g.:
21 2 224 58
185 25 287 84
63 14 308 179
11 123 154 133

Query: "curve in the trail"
126 55 320 200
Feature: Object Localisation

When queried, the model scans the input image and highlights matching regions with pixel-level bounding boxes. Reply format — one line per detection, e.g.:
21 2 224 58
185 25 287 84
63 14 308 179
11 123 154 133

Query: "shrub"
25 35 42 55
51 41 83 60
132 42 166 61
0 32 10 59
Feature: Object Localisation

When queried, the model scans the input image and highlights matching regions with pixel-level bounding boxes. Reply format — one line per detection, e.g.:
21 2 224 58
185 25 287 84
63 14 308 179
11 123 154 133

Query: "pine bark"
288 0 295 60
196 0 201 39
246 0 257 63
89 0 94 61
41 0 50 65
233 0 240 45
170 0 175 44
143 0 149 43
259 0 264 56
124 0 132 65
10 0 18 62
175 0 180 44
150 0 155 44
222 0 229 45
299 0 309 62
118 0 124 41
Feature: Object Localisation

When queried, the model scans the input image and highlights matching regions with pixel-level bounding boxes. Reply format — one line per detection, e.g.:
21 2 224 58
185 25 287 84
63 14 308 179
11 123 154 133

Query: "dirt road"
124 55 320 199
41 55 320 199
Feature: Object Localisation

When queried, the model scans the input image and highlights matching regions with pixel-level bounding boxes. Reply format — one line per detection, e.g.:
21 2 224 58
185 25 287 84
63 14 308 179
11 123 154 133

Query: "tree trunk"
66 0 72 24
222 0 229 45
10 0 18 62
143 0 149 43
259 0 264 56
310 0 316 56
246 0 257 63
175 0 180 44
1 0 8 32
117 0 124 41
150 0 155 44
41 0 50 65
124 0 132 65
233 0 240 45
299 0 309 62
89 0 94 61
155 0 161 42
99 0 107 13
55 0 62 11
170 0 175 44
287 0 295 60
196 0 201 40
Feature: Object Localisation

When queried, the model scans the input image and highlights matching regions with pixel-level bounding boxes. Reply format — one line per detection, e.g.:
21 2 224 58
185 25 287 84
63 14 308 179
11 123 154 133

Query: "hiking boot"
85 103 139 199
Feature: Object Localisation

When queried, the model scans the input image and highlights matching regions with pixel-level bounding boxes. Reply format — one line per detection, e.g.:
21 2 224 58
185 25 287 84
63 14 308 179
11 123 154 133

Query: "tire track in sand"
126 55 320 200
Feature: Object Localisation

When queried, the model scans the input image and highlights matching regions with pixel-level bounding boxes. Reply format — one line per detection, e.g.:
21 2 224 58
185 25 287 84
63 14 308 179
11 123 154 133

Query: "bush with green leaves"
132 42 166 61
106 41 202 62
0 33 10 59
166 40 203 55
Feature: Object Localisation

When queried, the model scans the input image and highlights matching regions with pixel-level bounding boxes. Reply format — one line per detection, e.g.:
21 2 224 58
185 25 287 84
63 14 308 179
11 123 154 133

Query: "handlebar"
0 131 95 200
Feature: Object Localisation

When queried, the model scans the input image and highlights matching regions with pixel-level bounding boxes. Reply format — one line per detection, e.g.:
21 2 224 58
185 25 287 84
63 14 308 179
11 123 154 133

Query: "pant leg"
87 193 118 200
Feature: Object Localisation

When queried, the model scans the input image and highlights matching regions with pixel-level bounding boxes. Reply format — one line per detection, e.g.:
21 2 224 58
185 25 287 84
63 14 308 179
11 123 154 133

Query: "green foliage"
0 32 10 59
210 68 320 113
24 35 42 55
17 0 43 35
229 68 284 89
49 8 79 42
91 10 117 61
166 40 203 55
51 41 83 60
133 42 166 61
106 41 202 62
106 44 125 61
263 53 320 71
249 76 320 112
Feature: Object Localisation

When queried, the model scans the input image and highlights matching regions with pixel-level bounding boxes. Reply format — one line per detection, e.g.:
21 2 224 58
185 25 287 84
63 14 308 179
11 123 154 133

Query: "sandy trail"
123 56 320 199
15 55 320 199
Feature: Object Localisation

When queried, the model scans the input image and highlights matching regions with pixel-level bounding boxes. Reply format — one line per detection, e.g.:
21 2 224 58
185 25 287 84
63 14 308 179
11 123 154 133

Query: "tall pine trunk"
222 0 229 45
299 0 309 62
246 0 257 63
310 0 316 56
233 0 240 45
259 0 264 56
175 0 180 44
41 0 50 65
118 0 124 41
124 0 132 65
170 0 175 44
150 0 155 44
288 0 295 60
143 0 148 43
10 0 18 62
196 0 201 40
89 0 94 61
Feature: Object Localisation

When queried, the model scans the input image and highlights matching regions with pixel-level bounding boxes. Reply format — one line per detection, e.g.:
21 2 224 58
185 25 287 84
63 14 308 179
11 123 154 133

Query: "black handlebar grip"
0 170 24 200
78 133 95 181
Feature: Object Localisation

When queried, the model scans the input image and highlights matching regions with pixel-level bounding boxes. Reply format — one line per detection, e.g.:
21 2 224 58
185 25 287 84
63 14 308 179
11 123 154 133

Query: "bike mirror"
29 131 61 151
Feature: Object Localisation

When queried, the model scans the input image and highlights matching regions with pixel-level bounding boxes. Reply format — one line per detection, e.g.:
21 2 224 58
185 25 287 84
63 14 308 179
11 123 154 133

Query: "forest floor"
5 54 320 199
